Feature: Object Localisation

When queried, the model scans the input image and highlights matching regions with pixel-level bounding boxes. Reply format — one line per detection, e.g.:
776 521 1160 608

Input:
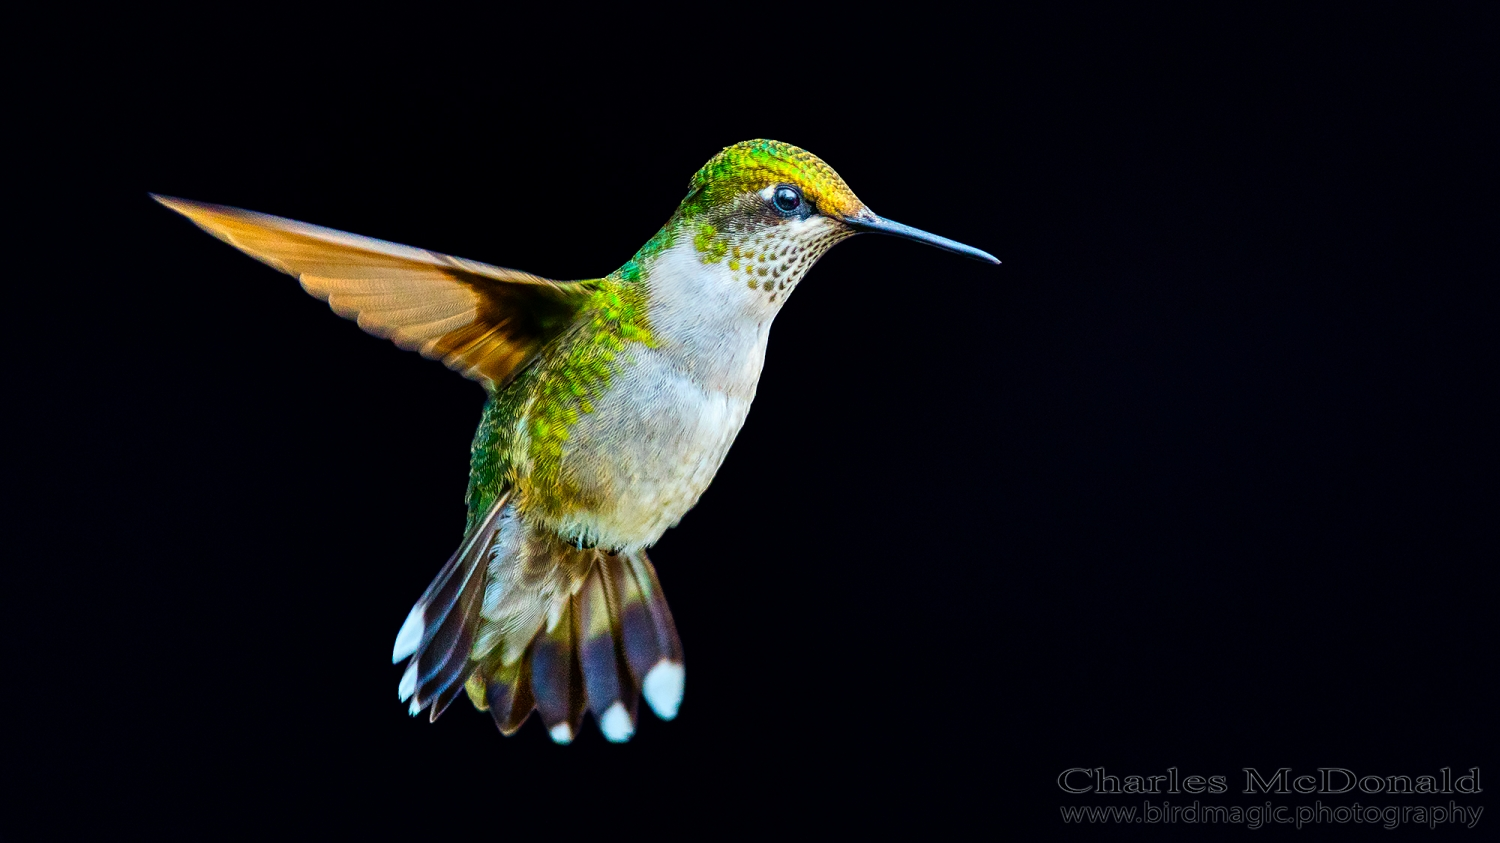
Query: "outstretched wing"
154 195 593 388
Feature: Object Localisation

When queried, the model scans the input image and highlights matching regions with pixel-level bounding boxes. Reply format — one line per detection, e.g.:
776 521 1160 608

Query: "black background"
16 5 1496 838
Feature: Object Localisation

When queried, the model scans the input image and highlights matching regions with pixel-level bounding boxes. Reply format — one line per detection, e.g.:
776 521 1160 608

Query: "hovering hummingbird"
155 139 999 744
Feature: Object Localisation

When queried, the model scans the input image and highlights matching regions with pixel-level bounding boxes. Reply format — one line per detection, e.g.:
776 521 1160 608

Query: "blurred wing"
155 195 593 388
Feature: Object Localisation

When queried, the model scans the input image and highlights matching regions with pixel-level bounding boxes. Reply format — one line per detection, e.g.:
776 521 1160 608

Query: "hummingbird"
155 139 999 744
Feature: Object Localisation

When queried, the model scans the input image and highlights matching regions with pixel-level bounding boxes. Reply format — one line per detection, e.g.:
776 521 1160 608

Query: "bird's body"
475 236 775 552
156 140 997 743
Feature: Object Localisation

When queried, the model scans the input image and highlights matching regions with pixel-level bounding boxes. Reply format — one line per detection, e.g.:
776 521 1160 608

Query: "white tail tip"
642 660 685 721
548 723 575 745
599 701 635 742
392 605 424 663
398 661 419 702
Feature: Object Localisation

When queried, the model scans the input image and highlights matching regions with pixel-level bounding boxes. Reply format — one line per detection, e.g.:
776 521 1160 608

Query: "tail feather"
397 492 508 715
428 680 464 724
578 563 638 742
394 494 684 741
413 563 485 709
392 492 509 664
474 653 535 736
617 553 686 721
530 600 588 744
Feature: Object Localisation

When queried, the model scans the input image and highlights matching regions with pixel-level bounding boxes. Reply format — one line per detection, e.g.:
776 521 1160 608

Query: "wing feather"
155 195 592 388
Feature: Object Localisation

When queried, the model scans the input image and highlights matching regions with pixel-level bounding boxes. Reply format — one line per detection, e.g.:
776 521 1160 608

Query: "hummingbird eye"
771 185 802 215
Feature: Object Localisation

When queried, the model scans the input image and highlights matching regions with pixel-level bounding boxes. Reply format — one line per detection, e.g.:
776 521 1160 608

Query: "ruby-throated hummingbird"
156 139 999 744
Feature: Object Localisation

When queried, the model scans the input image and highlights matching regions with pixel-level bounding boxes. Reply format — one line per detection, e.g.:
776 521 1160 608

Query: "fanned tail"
393 494 684 743
391 492 510 718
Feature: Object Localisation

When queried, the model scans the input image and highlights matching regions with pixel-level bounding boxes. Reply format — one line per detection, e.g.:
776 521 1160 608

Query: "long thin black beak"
842 212 1000 264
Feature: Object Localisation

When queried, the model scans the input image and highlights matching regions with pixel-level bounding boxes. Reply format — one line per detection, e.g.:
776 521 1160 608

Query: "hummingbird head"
666 139 997 301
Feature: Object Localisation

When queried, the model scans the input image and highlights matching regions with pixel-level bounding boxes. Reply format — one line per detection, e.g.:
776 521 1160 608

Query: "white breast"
638 232 782 397
548 236 776 549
